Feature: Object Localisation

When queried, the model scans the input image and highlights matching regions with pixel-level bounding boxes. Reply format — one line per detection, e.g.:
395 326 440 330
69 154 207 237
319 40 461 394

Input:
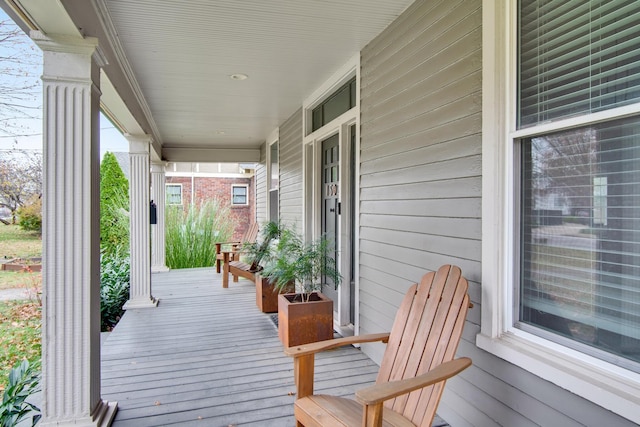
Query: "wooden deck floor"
101 268 449 426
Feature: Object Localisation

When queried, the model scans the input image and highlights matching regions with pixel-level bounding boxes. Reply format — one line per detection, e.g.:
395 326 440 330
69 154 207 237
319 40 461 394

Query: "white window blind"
518 0 640 128
518 0 640 371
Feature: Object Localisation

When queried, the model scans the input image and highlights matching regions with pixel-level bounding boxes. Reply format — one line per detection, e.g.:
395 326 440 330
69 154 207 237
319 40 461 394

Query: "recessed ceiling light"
217 130 226 135
229 73 248 81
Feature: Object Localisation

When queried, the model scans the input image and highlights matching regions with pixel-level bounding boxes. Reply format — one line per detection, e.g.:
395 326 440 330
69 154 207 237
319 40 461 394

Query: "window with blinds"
166 184 182 205
517 0 640 371
518 0 640 128
231 185 248 205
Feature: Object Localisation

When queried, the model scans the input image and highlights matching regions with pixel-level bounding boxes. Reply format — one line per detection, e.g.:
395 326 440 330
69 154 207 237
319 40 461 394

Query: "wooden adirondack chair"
214 222 259 273
285 264 472 427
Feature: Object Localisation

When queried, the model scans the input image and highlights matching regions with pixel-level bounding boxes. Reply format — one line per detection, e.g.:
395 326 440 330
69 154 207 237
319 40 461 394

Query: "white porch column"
34 32 117 426
151 162 169 272
124 136 158 308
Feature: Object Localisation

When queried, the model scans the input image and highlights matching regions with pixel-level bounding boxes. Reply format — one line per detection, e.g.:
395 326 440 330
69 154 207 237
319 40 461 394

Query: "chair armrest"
215 241 241 252
216 240 241 245
287 333 391 400
355 357 471 405
284 332 390 358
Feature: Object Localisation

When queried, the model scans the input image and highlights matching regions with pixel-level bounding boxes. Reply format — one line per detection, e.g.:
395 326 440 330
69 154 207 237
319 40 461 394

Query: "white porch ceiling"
9 0 415 161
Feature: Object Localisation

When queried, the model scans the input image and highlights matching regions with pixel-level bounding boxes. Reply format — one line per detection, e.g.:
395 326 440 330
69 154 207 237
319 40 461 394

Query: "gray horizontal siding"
360 0 481 423
278 108 303 232
359 1 638 427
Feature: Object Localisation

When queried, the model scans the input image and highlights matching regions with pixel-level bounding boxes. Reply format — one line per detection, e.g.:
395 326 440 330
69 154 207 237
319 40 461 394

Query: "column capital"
126 134 153 154
151 161 167 173
31 31 108 67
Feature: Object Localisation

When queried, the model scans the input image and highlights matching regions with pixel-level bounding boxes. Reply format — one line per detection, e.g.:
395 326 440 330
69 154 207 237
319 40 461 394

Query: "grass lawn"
0 270 41 291
0 224 42 260
0 225 42 393
0 300 41 393
0 225 42 291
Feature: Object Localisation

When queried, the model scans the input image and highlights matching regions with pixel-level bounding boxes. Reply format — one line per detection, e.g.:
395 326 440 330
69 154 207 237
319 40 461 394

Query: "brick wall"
165 176 255 240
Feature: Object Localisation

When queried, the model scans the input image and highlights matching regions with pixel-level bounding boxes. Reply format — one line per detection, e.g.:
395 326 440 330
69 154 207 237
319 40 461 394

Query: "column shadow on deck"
101 268 379 426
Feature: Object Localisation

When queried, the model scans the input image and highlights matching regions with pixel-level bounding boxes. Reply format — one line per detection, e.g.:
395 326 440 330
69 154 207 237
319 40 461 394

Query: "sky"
0 9 129 157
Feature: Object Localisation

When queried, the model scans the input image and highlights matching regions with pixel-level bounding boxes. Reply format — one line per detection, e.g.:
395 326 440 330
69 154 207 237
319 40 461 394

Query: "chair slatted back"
243 222 259 244
376 265 470 426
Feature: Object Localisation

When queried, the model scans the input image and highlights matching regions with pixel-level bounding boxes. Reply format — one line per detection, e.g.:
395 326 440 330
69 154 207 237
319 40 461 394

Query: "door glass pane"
519 116 640 369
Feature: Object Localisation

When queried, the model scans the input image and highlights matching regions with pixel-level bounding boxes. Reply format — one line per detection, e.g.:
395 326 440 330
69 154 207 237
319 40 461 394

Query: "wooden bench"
214 223 259 273
221 221 283 289
221 251 262 288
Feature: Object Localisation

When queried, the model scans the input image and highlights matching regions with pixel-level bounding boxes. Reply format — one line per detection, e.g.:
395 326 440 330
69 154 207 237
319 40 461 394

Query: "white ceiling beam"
161 147 260 163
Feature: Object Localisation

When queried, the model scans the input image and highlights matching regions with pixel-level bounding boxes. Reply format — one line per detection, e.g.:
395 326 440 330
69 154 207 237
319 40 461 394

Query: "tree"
531 129 597 213
0 17 41 138
100 152 129 253
0 149 42 224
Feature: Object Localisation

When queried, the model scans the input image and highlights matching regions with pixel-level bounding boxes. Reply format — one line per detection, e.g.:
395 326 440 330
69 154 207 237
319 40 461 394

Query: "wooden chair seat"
295 395 414 427
285 265 472 427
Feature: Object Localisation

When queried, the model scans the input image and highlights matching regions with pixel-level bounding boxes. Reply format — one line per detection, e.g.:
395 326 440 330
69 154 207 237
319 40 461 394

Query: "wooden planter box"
255 275 294 313
278 292 333 347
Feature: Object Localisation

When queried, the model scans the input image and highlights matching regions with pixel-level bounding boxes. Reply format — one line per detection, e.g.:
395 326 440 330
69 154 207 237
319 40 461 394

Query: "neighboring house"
111 151 130 180
164 162 255 241
4 1 640 426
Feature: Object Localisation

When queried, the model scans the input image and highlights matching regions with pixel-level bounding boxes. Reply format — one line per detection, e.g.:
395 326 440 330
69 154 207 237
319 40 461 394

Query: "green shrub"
100 249 130 331
165 199 234 269
0 359 41 427
100 152 129 255
16 197 41 234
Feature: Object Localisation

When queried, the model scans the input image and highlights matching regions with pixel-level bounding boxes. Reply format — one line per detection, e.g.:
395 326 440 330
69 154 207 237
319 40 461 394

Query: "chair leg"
222 253 230 288
215 243 222 273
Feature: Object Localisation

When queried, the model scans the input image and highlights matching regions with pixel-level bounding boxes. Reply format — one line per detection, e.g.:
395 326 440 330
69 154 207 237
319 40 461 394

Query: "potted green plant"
243 221 294 313
261 225 342 346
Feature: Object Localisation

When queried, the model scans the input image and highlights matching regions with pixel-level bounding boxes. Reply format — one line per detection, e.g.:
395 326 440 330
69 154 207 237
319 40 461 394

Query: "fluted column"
151 162 169 272
33 31 117 426
124 137 158 308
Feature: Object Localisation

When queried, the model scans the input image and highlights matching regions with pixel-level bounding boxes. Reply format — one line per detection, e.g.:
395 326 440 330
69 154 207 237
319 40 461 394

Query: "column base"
123 296 158 309
151 265 170 273
40 400 117 427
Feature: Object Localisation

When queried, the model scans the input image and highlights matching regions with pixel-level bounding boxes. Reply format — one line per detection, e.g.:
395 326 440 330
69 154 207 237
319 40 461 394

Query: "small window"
232 185 248 205
269 141 279 222
166 184 182 205
312 77 357 132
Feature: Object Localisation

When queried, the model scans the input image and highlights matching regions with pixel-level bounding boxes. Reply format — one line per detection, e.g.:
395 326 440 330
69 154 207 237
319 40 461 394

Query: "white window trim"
478 1 640 423
231 184 249 206
302 53 361 336
165 183 183 205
